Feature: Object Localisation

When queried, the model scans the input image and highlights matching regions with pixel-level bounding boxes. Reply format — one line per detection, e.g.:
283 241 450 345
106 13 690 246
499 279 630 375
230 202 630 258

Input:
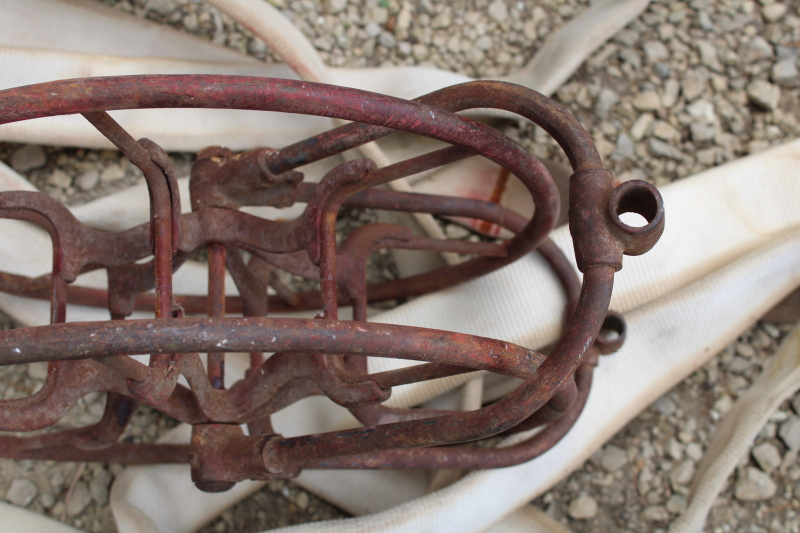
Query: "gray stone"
27 362 48 380
643 40 669 63
670 460 696 488
740 36 773 64
661 79 681 109
48 168 72 189
295 490 309 511
655 395 677 416
6 478 38 507
752 442 782 473
793 393 800 415
475 36 492 52
412 44 429 61
446 36 461 54
324 0 347 14
642 505 670 522
595 88 620 117
649 139 685 161
395 4 412 39
378 31 396 49
686 99 716 124
633 91 661 111
762 3 788 23
11 145 46 172
713 395 733 414
718 46 740 66
772 59 798 83
779 416 800 450
182 13 198 32
76 169 100 191
746 80 781 110
686 442 704 461
467 47 484 66
696 147 721 165
747 140 770 154
488 0 508 24
652 121 681 143
50 472 66 492
682 69 708 102
631 113 654 141
100 164 125 182
653 62 671 79
365 22 382 38
665 493 686 514
734 467 777 501
66 481 92 516
667 437 685 461
431 11 451 29
89 468 112 506
145 0 174 15
690 123 716 143
600 444 628 472
611 133 635 161
727 355 753 373
568 494 597 520
697 11 714 31
39 492 55 509
313 36 334 52
613 29 640 48
735 341 757 358
618 47 642 70
697 41 723 71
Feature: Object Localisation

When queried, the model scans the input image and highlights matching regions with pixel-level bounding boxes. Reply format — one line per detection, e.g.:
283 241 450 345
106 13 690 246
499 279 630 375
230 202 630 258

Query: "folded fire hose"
0 139 798 533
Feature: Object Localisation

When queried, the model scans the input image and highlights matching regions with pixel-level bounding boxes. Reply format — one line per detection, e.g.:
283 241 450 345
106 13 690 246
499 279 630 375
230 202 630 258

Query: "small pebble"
39 492 55 509
772 59 798 83
642 40 669 63
746 80 781 110
11 145 46 172
632 91 661 111
48 169 72 189
600 445 628 472
778 416 800 450
752 442 782 474
295 491 309 511
649 139 685 161
487 0 508 24
100 164 125 182
27 362 48 380
5 478 38 507
762 3 788 23
567 494 597 520
76 170 100 191
665 493 686 514
734 467 777 501
642 505 670 522
66 481 92 517
669 460 695 488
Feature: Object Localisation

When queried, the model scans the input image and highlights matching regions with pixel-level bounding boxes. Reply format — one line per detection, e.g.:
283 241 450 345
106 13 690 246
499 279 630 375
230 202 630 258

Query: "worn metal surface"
0 76 663 491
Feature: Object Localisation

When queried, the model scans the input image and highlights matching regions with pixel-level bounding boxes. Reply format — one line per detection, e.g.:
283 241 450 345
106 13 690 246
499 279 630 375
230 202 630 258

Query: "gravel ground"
1 0 800 531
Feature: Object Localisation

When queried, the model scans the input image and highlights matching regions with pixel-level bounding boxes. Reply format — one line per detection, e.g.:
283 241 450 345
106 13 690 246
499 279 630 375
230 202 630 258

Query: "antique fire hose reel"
0 76 664 492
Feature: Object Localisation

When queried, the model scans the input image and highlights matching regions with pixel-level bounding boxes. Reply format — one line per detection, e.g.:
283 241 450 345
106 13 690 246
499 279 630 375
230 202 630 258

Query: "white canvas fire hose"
0 138 799 533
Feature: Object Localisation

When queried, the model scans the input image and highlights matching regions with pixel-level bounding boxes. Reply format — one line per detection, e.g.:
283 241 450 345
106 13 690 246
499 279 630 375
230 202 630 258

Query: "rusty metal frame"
0 76 664 491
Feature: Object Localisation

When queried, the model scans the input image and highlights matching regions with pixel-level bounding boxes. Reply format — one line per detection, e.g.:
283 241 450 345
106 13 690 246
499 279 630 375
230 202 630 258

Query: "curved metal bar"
0 317 545 379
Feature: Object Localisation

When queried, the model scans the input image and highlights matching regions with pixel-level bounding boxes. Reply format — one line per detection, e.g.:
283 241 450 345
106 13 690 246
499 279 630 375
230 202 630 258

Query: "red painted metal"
0 76 664 491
